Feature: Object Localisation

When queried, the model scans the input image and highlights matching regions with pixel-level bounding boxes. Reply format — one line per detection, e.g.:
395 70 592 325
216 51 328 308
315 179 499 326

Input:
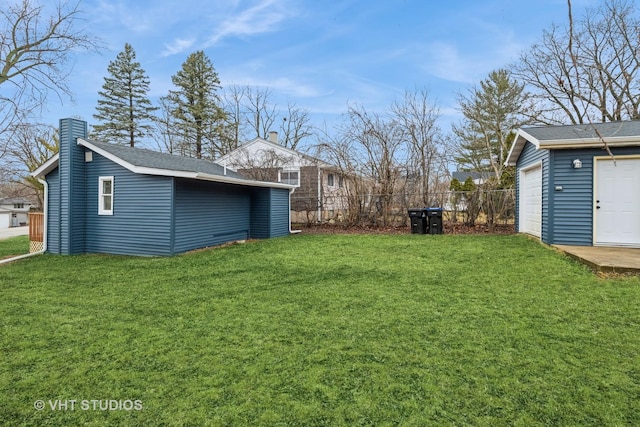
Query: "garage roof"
505 121 640 166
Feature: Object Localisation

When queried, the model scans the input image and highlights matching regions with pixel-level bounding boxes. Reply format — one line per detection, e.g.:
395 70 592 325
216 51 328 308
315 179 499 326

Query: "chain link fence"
291 188 515 228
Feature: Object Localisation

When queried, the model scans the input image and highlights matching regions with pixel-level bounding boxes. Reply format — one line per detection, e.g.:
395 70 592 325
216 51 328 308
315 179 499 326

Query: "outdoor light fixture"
572 158 583 169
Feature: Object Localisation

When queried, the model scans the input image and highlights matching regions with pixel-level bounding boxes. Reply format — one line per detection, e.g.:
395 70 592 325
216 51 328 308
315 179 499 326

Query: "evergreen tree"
453 69 534 179
163 51 226 159
92 43 157 147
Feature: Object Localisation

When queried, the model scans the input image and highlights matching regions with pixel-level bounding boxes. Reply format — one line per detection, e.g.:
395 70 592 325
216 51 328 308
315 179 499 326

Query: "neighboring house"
505 121 640 247
31 118 294 256
218 133 350 222
451 171 493 186
0 197 34 228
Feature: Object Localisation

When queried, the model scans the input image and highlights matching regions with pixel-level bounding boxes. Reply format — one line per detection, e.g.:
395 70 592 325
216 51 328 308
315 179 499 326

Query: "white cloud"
161 38 196 57
205 0 293 46
421 34 525 85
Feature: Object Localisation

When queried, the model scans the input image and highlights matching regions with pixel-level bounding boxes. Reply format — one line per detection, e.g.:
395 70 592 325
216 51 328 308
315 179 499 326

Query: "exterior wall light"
572 159 582 169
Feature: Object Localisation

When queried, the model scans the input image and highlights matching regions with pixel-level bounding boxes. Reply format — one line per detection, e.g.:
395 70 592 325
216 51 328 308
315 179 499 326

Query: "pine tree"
92 43 157 147
163 51 227 159
453 69 533 179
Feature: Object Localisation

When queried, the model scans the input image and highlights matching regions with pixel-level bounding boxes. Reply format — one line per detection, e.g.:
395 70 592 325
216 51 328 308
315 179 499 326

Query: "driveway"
0 226 29 240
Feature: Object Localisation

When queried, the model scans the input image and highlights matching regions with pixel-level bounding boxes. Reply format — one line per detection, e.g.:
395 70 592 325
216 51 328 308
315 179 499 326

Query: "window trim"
279 169 300 187
98 176 114 216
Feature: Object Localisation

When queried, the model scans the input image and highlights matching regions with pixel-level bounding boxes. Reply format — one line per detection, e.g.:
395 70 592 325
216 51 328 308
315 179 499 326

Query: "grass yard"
1 234 639 426
0 235 29 259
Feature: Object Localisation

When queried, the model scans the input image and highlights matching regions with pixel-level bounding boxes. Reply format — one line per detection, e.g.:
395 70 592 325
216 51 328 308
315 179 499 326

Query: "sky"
39 0 597 145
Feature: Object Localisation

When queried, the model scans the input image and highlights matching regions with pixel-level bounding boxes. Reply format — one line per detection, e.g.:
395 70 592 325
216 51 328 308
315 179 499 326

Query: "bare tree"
339 104 405 226
222 85 315 152
5 123 58 207
319 133 374 226
279 101 314 150
221 85 247 150
245 86 278 140
513 0 640 124
0 1 100 128
391 88 447 207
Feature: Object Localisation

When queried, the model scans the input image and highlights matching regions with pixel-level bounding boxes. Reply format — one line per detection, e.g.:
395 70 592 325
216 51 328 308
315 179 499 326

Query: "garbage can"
408 208 427 234
426 208 443 234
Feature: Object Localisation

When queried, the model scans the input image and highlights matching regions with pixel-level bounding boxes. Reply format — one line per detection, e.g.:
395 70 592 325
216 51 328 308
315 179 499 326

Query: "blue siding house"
505 121 640 248
32 118 295 256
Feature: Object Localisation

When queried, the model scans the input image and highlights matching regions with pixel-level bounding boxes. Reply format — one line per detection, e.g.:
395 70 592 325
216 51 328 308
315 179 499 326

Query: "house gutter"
0 178 48 265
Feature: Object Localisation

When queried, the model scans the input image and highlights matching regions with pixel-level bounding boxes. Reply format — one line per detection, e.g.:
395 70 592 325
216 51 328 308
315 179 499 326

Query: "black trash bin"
426 208 443 234
408 208 427 234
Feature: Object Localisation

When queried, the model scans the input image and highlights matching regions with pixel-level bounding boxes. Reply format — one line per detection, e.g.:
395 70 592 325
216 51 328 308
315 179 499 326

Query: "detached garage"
32 118 295 256
506 121 640 248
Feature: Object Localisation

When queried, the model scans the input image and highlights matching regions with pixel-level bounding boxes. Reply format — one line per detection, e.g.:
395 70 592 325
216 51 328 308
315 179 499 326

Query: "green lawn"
1 234 639 426
0 235 29 259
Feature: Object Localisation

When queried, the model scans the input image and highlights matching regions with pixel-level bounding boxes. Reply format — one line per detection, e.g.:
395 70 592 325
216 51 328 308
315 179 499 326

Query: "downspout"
289 186 301 234
317 166 322 222
0 178 48 264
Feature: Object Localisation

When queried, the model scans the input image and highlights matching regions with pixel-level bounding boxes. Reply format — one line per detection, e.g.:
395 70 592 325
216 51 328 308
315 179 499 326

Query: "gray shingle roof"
505 120 640 166
522 121 640 141
86 139 246 179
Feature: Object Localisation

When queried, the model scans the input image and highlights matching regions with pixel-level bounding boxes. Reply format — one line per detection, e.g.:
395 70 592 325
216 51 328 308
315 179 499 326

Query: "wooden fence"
29 212 44 253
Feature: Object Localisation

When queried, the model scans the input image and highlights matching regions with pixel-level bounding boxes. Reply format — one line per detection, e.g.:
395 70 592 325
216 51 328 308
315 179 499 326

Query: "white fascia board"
31 153 60 178
504 129 540 167
195 173 295 189
539 135 640 149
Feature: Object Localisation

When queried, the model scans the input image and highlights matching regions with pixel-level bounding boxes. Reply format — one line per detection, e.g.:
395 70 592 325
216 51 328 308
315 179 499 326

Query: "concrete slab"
554 245 640 273
0 226 29 240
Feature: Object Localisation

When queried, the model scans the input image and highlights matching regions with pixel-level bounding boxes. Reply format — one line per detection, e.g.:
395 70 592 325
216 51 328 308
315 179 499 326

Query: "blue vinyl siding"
515 142 549 240
58 118 88 254
174 179 251 253
250 188 271 239
85 153 173 256
250 188 290 238
548 146 640 245
548 149 594 245
45 168 61 254
270 188 290 237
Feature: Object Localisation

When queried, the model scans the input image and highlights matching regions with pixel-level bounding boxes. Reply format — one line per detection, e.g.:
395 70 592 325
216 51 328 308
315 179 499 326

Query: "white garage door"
595 157 640 247
0 212 9 229
520 164 542 237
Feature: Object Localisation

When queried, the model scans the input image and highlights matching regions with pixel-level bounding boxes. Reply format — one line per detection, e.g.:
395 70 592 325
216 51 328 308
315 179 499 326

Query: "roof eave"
539 135 640 149
31 153 60 178
504 129 540 166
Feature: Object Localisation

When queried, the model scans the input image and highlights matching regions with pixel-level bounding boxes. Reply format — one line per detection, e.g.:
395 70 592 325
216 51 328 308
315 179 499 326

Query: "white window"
327 173 335 187
98 176 114 215
279 170 300 187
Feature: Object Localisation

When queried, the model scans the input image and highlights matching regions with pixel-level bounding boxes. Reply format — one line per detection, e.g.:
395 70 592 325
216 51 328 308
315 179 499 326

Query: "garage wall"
549 146 640 246
548 149 594 245
515 141 548 240
174 179 251 254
